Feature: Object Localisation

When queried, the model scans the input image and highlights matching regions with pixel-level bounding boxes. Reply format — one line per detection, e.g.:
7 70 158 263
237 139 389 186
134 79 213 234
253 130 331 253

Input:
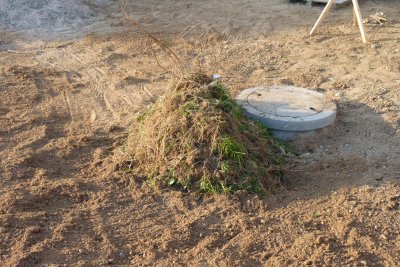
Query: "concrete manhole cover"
236 86 337 132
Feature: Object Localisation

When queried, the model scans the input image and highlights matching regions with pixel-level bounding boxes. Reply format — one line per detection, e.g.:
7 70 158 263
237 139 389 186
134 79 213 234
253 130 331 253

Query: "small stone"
119 252 126 258
360 260 367 265
260 219 266 224
199 233 203 238
371 43 381 49
212 74 222 80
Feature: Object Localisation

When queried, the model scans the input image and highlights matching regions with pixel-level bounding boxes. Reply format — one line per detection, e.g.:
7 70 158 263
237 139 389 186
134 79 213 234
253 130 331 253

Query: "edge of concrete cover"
236 86 337 132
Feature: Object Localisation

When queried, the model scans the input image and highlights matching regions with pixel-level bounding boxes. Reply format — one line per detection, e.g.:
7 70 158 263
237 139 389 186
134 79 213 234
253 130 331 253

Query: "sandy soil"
0 0 399 266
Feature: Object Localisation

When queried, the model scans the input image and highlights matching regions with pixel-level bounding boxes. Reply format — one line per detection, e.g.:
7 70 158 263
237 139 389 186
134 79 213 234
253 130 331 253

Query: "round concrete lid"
236 86 337 131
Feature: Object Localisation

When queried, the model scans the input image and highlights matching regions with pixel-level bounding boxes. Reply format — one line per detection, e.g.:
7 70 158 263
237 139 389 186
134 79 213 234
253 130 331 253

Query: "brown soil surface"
1 1 399 266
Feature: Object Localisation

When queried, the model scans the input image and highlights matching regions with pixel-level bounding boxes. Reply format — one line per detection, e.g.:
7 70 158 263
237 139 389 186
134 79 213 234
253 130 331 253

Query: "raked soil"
0 0 399 266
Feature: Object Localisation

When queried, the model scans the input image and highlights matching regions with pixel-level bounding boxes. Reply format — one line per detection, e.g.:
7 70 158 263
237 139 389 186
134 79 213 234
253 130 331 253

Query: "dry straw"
119 2 287 193
125 73 286 193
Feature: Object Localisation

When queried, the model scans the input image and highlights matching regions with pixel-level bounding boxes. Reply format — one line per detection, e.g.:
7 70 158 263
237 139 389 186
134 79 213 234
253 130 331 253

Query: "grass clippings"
125 73 287 194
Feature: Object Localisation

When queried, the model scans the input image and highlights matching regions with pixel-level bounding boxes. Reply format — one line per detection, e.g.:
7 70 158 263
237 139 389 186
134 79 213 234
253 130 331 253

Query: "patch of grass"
235 176 265 195
200 177 232 194
210 81 229 100
212 82 245 120
254 120 293 154
220 161 230 174
237 122 250 133
217 136 246 166
146 176 156 187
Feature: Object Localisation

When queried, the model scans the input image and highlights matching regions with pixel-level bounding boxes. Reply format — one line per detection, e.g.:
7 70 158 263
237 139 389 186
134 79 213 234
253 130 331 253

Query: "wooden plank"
309 0 336 36
352 0 367 43
309 0 367 43
353 7 358 26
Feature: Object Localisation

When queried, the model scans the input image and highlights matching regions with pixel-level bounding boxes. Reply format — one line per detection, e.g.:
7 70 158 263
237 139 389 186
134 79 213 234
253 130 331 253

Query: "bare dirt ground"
0 0 399 266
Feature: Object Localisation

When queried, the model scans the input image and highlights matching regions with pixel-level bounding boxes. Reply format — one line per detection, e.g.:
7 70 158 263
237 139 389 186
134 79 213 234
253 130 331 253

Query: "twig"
120 0 181 67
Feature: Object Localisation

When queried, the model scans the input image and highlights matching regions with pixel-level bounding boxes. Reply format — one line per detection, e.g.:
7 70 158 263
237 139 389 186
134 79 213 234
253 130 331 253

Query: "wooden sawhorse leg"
310 0 367 43
352 0 367 43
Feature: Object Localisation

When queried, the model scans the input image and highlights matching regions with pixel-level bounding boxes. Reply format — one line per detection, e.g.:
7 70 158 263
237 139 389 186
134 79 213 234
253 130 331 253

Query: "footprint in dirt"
116 76 150 89
106 53 130 66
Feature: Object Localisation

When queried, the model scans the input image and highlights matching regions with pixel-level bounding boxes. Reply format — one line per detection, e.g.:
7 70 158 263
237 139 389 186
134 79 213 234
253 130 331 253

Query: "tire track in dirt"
61 90 73 120
35 42 150 131
36 48 113 127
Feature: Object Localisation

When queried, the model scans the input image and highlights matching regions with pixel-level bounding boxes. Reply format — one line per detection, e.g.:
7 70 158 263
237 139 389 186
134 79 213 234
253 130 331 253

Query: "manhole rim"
236 86 337 132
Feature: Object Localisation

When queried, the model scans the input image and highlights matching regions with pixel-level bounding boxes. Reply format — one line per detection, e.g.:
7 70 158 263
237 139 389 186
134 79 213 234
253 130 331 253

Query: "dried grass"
125 73 286 193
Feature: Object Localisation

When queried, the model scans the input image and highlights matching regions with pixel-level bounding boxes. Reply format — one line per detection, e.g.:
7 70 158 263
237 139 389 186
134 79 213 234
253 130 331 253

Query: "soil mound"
126 73 286 193
0 0 111 36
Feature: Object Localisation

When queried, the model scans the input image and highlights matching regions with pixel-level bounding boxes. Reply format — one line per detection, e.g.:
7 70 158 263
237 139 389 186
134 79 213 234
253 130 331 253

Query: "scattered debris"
363 12 388 25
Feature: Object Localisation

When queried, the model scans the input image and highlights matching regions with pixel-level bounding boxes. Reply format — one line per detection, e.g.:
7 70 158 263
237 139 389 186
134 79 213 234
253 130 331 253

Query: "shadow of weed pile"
126 73 287 194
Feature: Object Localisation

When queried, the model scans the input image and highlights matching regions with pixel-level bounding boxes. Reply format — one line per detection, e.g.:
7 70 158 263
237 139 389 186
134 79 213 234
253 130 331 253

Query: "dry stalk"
120 0 183 75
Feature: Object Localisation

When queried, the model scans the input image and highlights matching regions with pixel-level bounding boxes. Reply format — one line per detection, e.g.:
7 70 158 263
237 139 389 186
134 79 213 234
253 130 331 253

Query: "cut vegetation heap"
126 73 287 194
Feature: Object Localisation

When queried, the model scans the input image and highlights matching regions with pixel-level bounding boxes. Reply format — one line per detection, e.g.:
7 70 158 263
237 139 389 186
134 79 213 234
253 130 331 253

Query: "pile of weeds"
125 73 287 194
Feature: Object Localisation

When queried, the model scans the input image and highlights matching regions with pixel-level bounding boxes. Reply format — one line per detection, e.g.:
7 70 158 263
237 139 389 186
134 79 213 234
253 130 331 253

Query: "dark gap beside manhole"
288 0 327 7
288 0 350 8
